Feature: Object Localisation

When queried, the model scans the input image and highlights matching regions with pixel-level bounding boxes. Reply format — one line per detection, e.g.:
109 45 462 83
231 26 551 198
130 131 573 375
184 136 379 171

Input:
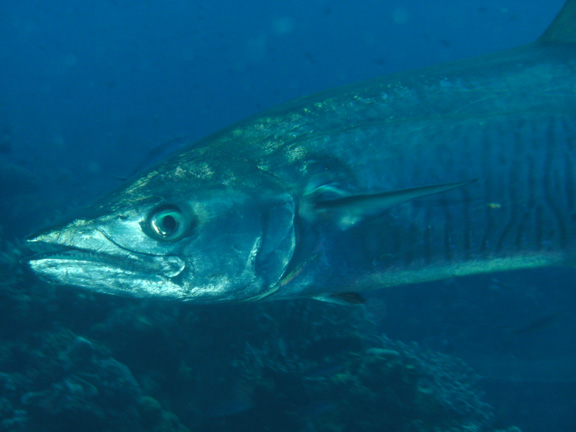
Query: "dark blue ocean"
1 1 574 431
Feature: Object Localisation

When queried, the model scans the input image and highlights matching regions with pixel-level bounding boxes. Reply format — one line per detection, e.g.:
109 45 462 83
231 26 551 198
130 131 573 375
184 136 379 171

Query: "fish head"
26 156 297 302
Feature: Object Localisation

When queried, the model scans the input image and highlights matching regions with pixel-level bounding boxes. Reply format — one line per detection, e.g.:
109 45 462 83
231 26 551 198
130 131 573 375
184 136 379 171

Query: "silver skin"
27 2 576 302
27 164 297 302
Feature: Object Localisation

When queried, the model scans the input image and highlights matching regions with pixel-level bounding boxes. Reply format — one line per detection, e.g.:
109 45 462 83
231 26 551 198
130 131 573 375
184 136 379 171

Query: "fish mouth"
26 241 128 266
25 238 187 299
25 238 186 280
24 240 149 275
24 241 151 273
27 241 88 259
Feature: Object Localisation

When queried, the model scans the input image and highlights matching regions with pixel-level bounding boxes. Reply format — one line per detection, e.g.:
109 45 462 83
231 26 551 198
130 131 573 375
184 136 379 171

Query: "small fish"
204 401 254 418
302 363 347 380
203 384 254 417
300 401 338 417
26 1 576 303
0 159 40 196
508 312 565 337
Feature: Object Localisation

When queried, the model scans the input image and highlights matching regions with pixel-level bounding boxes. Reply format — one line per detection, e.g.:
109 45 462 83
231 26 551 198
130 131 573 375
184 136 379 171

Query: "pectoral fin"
303 179 476 229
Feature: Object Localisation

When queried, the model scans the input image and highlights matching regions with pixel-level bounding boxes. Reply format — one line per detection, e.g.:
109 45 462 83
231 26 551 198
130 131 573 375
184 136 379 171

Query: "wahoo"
26 1 576 303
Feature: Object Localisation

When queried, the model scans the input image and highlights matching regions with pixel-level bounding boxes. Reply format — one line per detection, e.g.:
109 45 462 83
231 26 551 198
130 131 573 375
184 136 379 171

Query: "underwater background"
1 1 575 431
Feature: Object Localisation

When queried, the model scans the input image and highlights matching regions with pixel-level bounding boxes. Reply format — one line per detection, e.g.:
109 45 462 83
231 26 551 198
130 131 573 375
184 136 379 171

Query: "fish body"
27 2 576 303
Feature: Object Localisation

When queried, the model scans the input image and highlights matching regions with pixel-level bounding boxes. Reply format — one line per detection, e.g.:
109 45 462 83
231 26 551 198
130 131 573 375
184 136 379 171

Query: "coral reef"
0 236 520 432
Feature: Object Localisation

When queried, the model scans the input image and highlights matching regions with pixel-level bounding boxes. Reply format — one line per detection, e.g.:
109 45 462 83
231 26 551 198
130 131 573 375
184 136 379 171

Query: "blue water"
1 1 574 431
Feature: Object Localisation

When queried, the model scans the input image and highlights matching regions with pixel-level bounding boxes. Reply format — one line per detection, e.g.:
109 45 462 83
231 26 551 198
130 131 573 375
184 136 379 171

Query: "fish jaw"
26 217 188 299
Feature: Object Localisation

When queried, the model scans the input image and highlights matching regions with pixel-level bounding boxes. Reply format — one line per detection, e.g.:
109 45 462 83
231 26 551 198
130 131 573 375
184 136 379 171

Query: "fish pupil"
160 214 177 233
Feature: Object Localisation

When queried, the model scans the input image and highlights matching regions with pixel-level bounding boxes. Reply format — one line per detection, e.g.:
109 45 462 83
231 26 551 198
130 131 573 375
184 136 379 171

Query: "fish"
507 311 565 337
0 159 40 196
25 1 576 303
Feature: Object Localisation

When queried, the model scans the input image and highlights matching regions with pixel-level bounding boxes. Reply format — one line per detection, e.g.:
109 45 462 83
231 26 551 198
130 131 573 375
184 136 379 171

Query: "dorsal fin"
539 0 576 43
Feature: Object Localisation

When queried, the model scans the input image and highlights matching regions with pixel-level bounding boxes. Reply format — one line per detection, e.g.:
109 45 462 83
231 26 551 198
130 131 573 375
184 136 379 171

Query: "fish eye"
145 205 192 241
